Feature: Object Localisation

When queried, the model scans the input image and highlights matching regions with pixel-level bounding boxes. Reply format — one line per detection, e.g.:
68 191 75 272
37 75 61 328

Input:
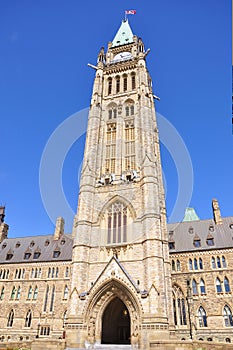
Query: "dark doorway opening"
101 297 130 344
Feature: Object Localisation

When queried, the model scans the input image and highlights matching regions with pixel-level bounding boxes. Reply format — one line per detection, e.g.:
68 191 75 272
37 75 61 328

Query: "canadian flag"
125 10 136 15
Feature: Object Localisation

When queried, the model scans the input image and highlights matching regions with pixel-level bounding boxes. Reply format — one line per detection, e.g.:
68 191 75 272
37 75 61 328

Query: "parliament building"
0 19 232 350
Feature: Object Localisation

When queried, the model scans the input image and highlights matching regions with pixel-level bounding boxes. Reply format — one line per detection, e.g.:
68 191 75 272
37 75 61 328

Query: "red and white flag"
125 10 136 15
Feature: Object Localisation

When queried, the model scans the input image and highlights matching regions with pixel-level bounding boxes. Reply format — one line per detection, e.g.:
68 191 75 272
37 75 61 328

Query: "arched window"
189 259 193 270
43 285 49 312
63 285 69 300
25 310 32 328
212 257 216 269
222 256 227 268
123 74 127 91
52 267 55 278
50 285 55 312
108 108 117 120
0 286 4 300
223 306 233 327
107 201 128 244
200 279 206 294
56 267 59 278
6 269 9 279
194 258 198 270
7 309 14 327
125 119 135 171
116 76 120 93
172 285 187 326
31 268 34 278
33 286 38 300
22 269 25 279
27 286 33 299
15 269 18 279
34 268 38 278
192 279 198 295
176 260 181 271
16 286 21 300
131 73 136 90
198 307 207 327
105 122 116 173
63 310 67 327
11 286 16 300
48 267 51 278
224 277 230 293
216 278 222 293
217 256 221 268
172 260 175 271
199 258 203 270
108 77 112 95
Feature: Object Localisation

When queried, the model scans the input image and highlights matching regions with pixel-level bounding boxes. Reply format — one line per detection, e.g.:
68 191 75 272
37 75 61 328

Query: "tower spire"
112 18 134 47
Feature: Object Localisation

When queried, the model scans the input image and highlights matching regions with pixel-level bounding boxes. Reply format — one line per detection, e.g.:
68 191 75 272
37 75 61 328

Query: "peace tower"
66 19 174 349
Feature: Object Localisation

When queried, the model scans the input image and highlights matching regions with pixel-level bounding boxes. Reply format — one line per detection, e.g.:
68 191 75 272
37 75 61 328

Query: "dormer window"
193 239 201 248
169 241 175 250
24 252 31 260
15 242 20 248
6 252 13 261
53 250 60 258
33 252 41 259
206 237 214 246
44 239 50 246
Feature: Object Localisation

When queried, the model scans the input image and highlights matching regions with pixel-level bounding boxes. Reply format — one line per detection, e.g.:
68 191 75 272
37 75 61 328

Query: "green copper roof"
183 208 200 222
112 19 134 47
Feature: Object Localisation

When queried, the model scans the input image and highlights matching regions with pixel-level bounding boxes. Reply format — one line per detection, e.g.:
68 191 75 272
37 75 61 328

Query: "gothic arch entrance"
101 297 130 344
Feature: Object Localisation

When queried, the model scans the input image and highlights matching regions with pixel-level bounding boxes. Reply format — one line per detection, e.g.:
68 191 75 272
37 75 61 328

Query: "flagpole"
124 11 127 21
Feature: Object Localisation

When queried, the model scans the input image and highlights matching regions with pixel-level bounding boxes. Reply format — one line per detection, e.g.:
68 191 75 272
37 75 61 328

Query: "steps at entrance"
66 345 132 350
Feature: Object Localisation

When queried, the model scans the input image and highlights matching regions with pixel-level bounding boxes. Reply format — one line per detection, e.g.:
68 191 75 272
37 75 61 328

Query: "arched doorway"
101 297 130 344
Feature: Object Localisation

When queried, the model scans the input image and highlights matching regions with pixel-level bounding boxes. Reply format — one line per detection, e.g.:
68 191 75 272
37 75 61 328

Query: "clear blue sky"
0 0 231 237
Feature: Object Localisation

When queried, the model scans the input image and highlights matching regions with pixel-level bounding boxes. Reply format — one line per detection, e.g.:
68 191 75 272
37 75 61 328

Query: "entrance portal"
101 297 130 344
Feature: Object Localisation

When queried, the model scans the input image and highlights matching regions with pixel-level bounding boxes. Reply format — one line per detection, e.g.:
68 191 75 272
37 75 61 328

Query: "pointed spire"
112 19 134 47
183 208 200 222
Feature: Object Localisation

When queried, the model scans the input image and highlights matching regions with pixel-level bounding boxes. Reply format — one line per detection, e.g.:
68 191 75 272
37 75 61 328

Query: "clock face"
113 52 132 61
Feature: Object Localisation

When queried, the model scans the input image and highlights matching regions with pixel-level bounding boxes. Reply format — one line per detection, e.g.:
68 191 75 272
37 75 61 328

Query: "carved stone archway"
84 278 141 347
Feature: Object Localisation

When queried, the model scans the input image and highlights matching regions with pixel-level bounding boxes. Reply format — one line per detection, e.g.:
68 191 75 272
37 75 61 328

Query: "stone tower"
66 19 174 349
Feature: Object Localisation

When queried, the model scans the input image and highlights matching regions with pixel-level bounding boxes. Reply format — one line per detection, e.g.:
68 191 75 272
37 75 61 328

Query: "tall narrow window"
125 119 135 170
43 285 49 312
63 310 67 327
116 76 120 93
194 258 198 270
25 310 32 327
11 286 16 300
0 286 4 300
198 307 207 327
7 310 14 327
222 256 227 268
50 285 55 312
199 258 203 270
224 277 230 293
200 279 206 294
192 279 198 295
56 267 59 278
172 260 175 271
172 285 187 326
107 202 128 244
212 257 216 269
27 286 33 299
189 259 193 270
217 256 221 268
123 74 127 91
223 306 233 327
16 286 21 300
108 78 112 95
33 286 38 300
216 278 222 293
63 285 69 300
131 73 136 90
65 267 69 278
105 123 116 173
176 260 181 271
48 267 51 278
